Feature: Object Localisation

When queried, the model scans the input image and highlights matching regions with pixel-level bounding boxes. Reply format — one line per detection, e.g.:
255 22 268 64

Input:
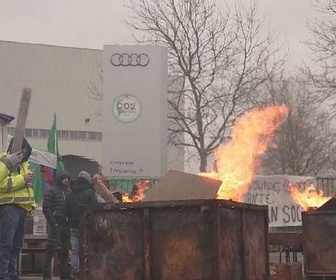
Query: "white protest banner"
244 175 315 227
29 149 57 169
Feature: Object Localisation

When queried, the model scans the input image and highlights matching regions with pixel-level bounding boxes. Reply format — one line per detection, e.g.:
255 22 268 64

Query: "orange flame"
289 183 331 210
121 193 133 203
121 180 151 202
200 106 289 201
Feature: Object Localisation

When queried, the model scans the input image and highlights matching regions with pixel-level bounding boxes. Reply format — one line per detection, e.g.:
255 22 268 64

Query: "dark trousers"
0 205 27 280
42 225 70 279
70 228 80 276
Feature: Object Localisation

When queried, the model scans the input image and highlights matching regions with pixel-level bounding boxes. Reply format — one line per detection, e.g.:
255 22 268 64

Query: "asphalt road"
21 277 58 280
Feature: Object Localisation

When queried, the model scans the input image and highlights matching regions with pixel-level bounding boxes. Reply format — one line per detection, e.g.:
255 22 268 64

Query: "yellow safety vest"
0 153 36 210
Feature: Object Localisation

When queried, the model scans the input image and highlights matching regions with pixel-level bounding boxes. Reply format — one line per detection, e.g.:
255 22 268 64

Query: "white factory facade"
0 40 184 177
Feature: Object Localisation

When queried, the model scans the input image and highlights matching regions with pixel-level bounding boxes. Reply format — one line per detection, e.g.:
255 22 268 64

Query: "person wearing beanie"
78 171 91 183
64 170 99 279
42 170 71 280
0 137 35 280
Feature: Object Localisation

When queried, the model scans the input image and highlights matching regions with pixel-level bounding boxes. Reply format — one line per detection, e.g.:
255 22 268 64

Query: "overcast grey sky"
0 0 315 64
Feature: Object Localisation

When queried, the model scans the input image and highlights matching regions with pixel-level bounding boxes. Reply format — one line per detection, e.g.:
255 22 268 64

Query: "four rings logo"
110 53 150 67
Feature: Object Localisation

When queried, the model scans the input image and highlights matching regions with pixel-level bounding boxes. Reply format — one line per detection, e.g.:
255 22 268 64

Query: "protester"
42 170 71 280
0 137 35 280
64 171 99 279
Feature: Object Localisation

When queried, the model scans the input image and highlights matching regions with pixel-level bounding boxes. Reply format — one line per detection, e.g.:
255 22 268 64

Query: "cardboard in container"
269 262 303 280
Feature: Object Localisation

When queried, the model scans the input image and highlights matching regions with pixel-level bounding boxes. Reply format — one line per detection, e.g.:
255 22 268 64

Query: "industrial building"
0 40 184 178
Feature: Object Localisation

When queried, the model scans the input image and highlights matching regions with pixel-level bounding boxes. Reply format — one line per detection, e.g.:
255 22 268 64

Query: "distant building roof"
0 113 15 123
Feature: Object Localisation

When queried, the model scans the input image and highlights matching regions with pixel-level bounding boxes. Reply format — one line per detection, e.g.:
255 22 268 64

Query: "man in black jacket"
64 171 99 279
42 170 71 280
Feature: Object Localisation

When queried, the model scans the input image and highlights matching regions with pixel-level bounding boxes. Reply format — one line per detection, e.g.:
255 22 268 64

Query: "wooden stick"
12 88 32 153
92 178 119 203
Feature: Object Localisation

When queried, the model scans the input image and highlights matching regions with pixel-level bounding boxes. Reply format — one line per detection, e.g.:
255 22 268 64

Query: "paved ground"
21 277 58 280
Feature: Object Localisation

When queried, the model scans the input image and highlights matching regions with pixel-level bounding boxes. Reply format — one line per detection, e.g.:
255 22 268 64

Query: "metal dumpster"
302 209 336 279
81 199 269 280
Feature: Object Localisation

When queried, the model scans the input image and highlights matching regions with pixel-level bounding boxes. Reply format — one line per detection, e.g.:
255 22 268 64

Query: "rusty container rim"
302 209 336 216
102 199 268 211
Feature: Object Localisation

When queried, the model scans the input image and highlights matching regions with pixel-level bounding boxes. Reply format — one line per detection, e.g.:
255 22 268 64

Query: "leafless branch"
126 0 286 172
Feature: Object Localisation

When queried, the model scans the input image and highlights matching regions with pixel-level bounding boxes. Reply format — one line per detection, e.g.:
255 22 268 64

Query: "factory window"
33 129 39 137
59 130 69 139
78 131 87 140
8 127 102 142
97 132 102 140
25 129 38 138
69 131 78 139
7 127 15 136
25 129 32 138
88 132 102 141
39 129 49 138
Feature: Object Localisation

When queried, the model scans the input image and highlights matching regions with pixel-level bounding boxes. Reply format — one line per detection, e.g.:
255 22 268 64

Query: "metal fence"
316 177 336 196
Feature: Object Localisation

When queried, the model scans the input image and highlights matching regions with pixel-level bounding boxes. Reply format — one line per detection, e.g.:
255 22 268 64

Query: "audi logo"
110 53 150 67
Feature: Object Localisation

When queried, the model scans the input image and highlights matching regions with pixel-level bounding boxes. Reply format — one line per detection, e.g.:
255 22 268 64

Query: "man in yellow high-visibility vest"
0 137 35 280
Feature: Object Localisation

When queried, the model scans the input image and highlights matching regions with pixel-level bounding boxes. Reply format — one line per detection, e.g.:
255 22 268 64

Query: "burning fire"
200 106 289 201
121 180 151 202
289 183 331 210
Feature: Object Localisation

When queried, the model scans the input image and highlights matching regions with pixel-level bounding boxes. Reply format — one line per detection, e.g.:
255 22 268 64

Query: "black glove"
0 151 23 173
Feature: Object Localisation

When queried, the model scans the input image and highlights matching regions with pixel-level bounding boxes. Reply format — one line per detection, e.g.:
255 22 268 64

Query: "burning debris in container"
121 106 289 203
116 103 331 213
200 105 289 202
121 180 151 202
288 183 331 210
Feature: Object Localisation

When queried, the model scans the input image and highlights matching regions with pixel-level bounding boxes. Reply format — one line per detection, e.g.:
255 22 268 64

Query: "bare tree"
86 56 104 118
260 76 336 176
304 0 336 108
126 0 285 172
